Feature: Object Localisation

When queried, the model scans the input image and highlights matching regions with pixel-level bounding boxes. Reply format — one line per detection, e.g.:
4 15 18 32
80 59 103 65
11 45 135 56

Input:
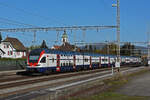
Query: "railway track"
0 66 137 99
0 66 129 84
0 67 113 82
0 70 25 79
0 67 115 85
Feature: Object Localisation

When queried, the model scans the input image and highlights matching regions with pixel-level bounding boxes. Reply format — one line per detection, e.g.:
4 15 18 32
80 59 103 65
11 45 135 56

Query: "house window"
17 52 20 55
24 52 26 56
10 51 13 55
22 52 24 56
7 45 9 48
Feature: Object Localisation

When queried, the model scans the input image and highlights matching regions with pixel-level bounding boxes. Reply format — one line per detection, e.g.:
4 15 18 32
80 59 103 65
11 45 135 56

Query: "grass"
68 68 150 100
70 92 149 100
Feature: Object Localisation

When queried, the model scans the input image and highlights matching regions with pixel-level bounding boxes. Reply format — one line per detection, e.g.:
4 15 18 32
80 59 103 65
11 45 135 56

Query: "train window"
102 59 105 62
29 55 39 63
78 58 79 62
40 57 46 63
66 63 68 66
52 58 54 63
84 58 88 62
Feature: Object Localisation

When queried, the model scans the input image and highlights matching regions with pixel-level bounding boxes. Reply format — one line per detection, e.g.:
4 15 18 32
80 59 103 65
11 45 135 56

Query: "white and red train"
26 48 141 73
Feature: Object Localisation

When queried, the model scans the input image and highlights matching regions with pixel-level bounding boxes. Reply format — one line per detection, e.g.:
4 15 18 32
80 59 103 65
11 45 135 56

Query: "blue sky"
0 0 149 47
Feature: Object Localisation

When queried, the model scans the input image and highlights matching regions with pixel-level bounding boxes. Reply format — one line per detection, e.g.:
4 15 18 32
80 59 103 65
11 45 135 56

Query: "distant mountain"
134 46 147 55
79 43 106 50
79 43 148 55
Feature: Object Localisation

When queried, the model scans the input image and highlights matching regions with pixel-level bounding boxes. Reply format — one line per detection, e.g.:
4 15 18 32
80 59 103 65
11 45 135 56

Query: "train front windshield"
29 55 39 63
29 49 42 63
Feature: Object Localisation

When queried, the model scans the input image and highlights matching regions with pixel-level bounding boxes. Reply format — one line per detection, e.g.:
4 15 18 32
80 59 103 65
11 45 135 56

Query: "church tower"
62 30 68 44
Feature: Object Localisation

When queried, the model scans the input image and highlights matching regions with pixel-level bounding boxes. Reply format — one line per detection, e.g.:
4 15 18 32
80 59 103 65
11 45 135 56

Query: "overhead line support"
0 25 117 32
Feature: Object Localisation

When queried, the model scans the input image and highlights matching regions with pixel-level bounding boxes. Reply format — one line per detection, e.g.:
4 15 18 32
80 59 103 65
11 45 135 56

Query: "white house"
0 37 27 58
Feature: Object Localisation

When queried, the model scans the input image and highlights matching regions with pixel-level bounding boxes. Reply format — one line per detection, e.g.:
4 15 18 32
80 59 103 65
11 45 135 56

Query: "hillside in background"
79 43 148 56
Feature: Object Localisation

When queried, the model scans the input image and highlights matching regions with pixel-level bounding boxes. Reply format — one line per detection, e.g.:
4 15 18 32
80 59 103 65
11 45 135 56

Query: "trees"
27 45 40 51
28 40 48 50
100 43 117 55
0 32 2 43
84 45 88 51
40 40 48 49
89 45 93 52
121 42 135 56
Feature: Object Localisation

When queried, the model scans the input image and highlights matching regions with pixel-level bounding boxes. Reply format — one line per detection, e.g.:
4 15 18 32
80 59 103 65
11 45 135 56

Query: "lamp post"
112 0 120 71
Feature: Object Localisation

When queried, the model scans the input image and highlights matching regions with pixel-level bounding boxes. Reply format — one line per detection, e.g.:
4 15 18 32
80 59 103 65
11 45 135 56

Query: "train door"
108 57 111 67
73 55 76 70
56 54 60 72
105 56 109 67
99 56 101 68
90 56 92 69
46 55 50 67
101 56 105 67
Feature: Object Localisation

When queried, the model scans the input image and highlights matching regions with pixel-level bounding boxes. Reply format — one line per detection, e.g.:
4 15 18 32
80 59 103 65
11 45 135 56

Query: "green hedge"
0 58 27 61
0 58 27 67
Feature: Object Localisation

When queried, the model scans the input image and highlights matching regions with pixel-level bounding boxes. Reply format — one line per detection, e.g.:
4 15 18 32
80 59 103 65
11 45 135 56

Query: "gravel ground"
116 69 150 96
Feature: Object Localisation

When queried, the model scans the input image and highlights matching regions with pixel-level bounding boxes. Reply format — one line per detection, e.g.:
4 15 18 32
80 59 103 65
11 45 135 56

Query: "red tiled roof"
53 45 60 49
52 43 80 51
58 42 75 51
3 37 26 51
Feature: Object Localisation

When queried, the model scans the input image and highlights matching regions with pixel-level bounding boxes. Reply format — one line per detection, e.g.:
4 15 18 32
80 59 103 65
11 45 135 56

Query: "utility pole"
55 30 59 44
32 31 36 46
112 0 120 71
82 29 86 43
107 43 109 55
147 32 150 66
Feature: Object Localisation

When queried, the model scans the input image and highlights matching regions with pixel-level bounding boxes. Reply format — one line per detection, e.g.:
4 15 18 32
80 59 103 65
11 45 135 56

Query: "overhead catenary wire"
0 17 38 27
0 25 116 32
0 2 67 26
0 20 27 27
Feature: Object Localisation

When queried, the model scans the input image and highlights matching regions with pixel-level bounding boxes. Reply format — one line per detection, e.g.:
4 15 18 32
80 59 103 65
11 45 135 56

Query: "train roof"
30 48 140 58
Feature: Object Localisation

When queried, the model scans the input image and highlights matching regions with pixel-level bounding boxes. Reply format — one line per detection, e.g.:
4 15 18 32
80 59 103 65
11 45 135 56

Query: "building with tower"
61 30 68 44
52 31 80 51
